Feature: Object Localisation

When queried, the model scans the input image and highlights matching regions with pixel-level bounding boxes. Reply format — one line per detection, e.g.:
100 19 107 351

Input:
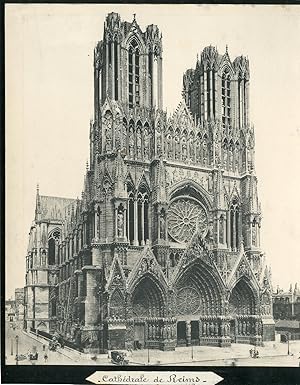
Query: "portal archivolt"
131 275 165 318
174 260 223 316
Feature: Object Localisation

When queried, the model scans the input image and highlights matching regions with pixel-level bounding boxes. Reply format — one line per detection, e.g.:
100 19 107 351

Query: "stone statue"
175 137 180 159
144 132 149 159
117 212 124 237
115 127 121 150
182 140 187 161
157 134 162 156
128 128 134 157
229 148 233 170
159 212 166 239
105 129 112 152
219 218 224 244
168 136 173 158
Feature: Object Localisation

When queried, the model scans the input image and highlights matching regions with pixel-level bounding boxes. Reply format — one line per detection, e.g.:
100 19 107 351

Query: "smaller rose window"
176 287 201 315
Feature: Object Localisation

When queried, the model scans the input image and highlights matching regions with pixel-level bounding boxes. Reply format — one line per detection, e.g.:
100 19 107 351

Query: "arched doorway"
229 278 257 343
174 259 224 346
230 279 256 315
131 275 165 349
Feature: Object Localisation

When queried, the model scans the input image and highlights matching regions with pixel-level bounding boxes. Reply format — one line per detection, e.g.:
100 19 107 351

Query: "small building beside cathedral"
24 12 275 352
273 284 300 320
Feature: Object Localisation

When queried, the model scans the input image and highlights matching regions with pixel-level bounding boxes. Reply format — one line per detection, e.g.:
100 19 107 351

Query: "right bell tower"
183 45 250 130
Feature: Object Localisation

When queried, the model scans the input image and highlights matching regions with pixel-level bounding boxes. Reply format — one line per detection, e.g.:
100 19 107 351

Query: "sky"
5 4 300 299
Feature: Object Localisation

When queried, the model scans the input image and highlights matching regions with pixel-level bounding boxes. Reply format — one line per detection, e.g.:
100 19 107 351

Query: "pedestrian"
249 348 253 358
42 344 46 352
44 352 48 363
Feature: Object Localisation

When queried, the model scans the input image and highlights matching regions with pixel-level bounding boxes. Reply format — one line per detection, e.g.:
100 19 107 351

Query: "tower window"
114 41 118 100
48 230 61 266
128 39 140 109
227 198 239 251
222 69 231 128
206 70 210 118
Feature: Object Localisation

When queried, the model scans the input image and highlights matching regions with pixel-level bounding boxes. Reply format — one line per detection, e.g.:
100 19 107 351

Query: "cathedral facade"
24 12 275 352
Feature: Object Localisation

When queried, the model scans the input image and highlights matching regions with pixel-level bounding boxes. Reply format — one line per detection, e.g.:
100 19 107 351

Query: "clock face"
168 197 208 244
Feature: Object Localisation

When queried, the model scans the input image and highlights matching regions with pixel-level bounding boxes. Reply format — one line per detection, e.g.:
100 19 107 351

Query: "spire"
225 44 228 54
35 183 41 221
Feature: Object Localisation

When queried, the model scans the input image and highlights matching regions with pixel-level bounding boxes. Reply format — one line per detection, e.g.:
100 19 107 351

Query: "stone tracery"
168 197 208 243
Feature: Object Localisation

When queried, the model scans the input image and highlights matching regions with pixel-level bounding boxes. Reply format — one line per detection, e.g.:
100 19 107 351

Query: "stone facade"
24 12 275 352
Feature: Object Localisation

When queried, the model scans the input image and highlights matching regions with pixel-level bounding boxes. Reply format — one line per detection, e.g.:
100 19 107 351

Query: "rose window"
176 287 201 315
168 197 208 243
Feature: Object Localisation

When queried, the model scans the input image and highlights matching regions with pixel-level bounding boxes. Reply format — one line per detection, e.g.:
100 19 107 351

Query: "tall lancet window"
48 230 61 265
128 39 140 109
227 198 240 251
221 69 231 128
114 41 118 100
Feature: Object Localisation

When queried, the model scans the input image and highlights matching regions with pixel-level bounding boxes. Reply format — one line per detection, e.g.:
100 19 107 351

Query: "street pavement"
128 341 300 367
5 322 300 366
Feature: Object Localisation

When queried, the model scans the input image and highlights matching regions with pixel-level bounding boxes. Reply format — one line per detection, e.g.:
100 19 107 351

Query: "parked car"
111 351 129 365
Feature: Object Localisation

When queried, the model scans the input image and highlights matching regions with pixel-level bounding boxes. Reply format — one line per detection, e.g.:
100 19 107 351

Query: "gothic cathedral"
24 12 275 352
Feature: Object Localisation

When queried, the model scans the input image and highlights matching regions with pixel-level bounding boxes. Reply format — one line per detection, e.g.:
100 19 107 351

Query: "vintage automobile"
111 350 129 366
28 352 39 361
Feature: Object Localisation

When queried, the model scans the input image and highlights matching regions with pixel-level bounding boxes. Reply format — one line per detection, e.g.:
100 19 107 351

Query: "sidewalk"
128 341 300 366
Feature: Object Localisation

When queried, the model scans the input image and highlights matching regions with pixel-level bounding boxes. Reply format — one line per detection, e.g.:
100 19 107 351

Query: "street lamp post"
287 333 290 355
191 344 194 361
15 335 19 366
10 337 14 356
147 347 150 365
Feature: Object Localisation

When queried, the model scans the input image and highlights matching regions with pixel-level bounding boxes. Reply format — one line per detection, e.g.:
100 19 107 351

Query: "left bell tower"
93 12 163 119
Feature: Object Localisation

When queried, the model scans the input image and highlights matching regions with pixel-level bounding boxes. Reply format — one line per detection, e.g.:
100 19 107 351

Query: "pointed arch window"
206 69 210 118
222 69 231 128
48 230 61 265
128 39 140 109
227 198 240 251
126 182 149 246
127 185 135 244
137 186 149 246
